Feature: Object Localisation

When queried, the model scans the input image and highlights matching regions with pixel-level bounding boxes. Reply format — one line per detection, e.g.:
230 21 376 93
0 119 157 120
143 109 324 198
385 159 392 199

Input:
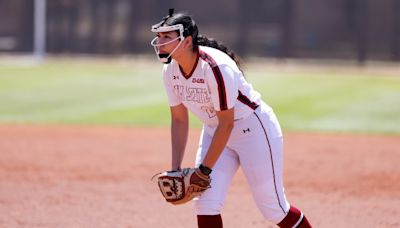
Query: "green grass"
0 57 399 134
0 58 169 125
246 68 400 134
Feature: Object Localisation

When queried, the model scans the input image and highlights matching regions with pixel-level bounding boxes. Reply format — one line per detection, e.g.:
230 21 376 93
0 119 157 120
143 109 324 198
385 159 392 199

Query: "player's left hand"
154 168 211 205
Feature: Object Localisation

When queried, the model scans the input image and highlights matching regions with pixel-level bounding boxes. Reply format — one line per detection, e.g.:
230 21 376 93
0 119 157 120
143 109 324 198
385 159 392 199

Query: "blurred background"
0 0 399 134
1 0 400 62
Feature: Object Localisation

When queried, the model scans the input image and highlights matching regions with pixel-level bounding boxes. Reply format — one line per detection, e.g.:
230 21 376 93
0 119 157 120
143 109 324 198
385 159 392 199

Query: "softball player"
151 9 312 228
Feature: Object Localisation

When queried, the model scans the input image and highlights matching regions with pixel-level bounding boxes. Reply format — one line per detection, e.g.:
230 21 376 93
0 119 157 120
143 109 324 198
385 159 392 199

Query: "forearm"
201 122 233 169
171 118 189 170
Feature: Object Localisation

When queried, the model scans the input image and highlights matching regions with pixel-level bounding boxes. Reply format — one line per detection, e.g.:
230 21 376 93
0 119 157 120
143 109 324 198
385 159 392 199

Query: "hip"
204 102 283 141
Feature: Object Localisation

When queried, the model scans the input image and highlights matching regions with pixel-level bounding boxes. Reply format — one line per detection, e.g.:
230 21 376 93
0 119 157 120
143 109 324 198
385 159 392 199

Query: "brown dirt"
0 125 399 228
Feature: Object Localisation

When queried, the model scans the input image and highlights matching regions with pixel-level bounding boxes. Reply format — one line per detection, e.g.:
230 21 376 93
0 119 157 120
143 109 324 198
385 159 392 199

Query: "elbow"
227 122 234 132
171 115 188 126
226 120 234 130
171 116 188 126
220 120 234 132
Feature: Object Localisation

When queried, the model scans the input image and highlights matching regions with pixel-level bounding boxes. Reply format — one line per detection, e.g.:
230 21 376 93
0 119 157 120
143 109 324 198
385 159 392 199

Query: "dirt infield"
0 125 399 228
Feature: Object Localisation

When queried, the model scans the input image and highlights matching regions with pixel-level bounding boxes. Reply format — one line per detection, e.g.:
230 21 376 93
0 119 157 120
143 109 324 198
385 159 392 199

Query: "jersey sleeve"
162 65 182 107
206 64 239 111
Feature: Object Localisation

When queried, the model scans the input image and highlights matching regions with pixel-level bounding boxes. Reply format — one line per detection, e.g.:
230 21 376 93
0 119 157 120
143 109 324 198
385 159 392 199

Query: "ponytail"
195 35 242 70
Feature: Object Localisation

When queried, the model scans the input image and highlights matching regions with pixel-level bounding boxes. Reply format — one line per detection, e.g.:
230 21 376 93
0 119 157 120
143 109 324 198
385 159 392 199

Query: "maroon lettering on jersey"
192 78 205 83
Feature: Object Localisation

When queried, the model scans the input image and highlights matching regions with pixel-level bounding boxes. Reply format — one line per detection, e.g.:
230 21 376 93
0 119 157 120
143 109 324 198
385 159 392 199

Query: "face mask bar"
150 36 181 47
150 21 185 63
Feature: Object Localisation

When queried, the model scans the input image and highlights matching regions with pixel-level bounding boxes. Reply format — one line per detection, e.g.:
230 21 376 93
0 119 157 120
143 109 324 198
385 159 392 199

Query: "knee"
251 185 290 223
194 199 223 215
259 206 289 224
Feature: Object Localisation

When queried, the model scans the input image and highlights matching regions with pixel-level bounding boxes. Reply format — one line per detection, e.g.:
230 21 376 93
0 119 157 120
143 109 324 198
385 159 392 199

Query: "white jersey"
162 46 271 126
163 46 292 223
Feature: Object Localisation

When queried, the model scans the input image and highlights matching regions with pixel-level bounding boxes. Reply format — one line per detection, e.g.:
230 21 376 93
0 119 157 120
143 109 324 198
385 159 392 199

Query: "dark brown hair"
163 12 242 69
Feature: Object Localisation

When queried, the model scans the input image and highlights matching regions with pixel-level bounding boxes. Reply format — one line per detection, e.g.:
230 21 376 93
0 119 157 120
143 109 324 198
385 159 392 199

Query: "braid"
195 35 242 70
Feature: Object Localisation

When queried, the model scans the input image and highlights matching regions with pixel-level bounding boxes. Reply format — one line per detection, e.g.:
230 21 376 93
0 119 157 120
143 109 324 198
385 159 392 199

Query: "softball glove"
155 168 211 205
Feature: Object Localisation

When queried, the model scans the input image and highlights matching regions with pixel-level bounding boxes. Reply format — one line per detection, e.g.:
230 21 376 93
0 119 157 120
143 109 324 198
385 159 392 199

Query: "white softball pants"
194 103 290 224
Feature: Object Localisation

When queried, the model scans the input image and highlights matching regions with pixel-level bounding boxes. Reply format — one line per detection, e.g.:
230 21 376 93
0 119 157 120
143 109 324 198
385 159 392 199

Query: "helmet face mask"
150 24 185 64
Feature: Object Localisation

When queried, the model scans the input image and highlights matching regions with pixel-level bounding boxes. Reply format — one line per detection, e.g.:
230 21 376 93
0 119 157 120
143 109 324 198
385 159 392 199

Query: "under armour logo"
243 128 250 133
173 75 179 80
